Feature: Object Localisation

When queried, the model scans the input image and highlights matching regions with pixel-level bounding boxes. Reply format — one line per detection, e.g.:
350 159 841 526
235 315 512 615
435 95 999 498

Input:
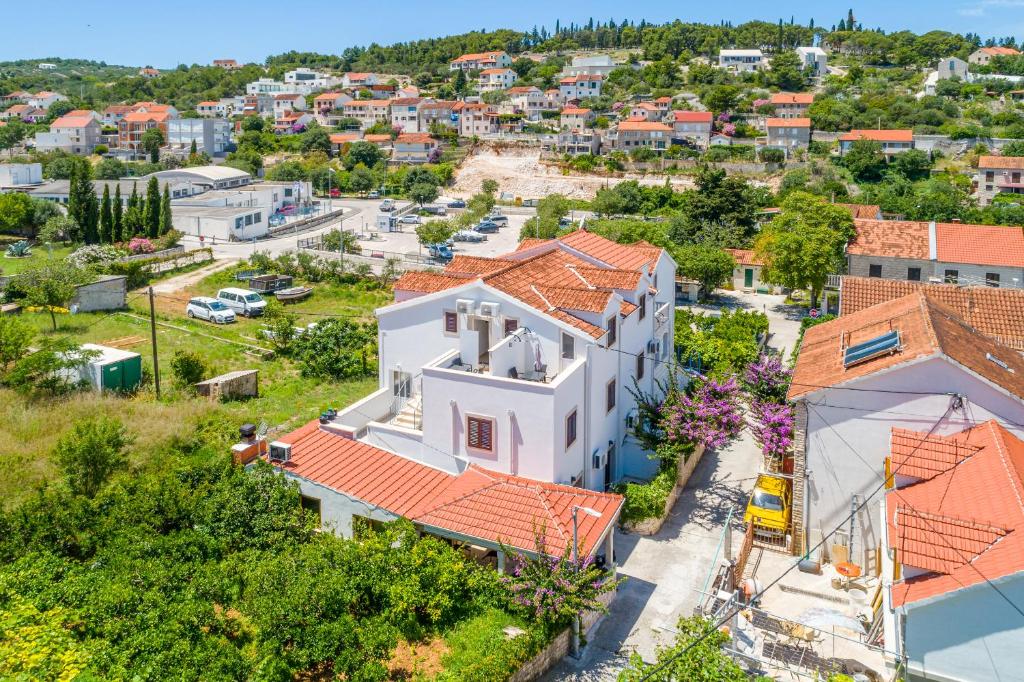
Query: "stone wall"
847 255 932 282
508 628 572 682
623 443 707 536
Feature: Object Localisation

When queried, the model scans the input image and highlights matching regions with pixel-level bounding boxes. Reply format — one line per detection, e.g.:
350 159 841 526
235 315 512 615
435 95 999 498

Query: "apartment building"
611 120 672 152
560 107 595 130
763 117 811 154
274 112 314 134
393 133 438 164
559 74 603 101
330 230 677 490
507 86 558 120
976 155 1024 205
419 100 458 130
449 51 512 71
478 68 516 92
562 54 619 78
667 110 713 148
457 102 497 136
212 59 241 69
770 92 814 118
553 129 601 156
284 68 340 91
342 99 392 129
102 105 133 126
33 113 102 154
718 49 765 72
166 118 231 156
242 93 274 117
389 98 424 133
245 78 297 96
839 129 914 158
796 46 827 77
117 110 173 157
313 92 351 121
342 72 379 88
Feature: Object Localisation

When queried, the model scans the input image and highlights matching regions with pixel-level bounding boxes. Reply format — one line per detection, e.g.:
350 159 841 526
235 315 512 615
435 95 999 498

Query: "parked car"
447 199 466 208
743 474 791 538
398 214 422 225
380 199 395 212
486 213 508 227
422 204 447 215
427 243 453 261
217 287 267 317
473 221 499 234
368 190 380 199
186 297 236 324
329 188 341 198
559 216 575 227
453 229 486 242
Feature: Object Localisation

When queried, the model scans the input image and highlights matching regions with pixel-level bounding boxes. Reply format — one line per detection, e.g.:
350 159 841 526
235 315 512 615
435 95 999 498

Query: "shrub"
744 353 792 402
127 237 155 254
664 376 743 449
53 415 132 497
617 465 677 524
170 350 207 389
293 318 378 380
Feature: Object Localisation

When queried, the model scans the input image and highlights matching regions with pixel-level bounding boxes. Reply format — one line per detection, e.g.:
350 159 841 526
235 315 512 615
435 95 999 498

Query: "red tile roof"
935 222 1024 267
886 420 1024 607
446 255 515 276
669 111 713 123
516 238 552 252
560 74 605 84
452 51 508 64
839 276 1024 350
618 120 672 133
725 248 763 266
273 420 623 556
50 114 96 129
789 292 1024 400
847 218 930 260
480 68 513 75
395 133 435 145
561 107 592 115
393 271 470 294
559 230 662 270
890 428 983 480
840 129 914 143
978 154 1024 170
770 92 815 105
329 133 361 144
766 117 811 128
835 203 881 219
977 46 1021 56
569 265 643 290
535 285 612 313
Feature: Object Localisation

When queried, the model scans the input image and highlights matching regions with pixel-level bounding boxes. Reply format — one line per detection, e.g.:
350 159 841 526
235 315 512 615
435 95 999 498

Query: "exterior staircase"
390 395 422 430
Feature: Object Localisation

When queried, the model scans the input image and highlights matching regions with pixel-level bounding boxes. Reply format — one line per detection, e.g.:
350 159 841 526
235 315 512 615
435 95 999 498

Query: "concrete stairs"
391 395 422 430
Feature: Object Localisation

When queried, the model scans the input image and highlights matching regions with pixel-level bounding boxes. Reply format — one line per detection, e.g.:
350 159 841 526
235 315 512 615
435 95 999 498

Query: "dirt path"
144 258 238 294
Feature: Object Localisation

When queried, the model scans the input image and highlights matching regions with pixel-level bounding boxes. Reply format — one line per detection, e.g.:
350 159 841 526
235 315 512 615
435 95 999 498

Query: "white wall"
803 356 1024 555
281 471 399 537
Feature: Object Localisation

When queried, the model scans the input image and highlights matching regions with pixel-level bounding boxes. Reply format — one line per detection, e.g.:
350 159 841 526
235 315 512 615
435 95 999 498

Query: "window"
561 333 575 360
504 318 518 337
986 272 1000 287
907 267 921 281
443 311 458 334
944 269 959 284
639 296 647 320
986 171 995 182
606 379 616 412
606 316 617 346
466 415 494 452
300 495 322 526
245 214 253 226
636 352 645 379
254 212 261 222
235 217 244 229
566 410 578 449
868 264 882 278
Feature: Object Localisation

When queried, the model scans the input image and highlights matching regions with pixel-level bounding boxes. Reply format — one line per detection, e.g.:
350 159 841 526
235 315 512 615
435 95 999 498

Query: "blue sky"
4 0 1023 67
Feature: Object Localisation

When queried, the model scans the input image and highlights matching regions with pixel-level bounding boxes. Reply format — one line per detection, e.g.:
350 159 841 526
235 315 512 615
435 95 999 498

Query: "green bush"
170 349 207 389
616 465 677 524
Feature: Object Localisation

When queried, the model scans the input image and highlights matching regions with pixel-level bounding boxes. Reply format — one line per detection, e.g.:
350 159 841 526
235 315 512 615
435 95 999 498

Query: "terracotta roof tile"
770 92 815 105
835 203 881 219
446 255 516 276
840 129 914 143
393 271 468 294
847 218 930 260
669 111 713 123
725 248 763 266
569 265 643 290
766 117 811 128
515 238 553 252
935 222 1024 268
618 120 673 133
559 229 662 270
890 428 983 480
978 154 1024 170
536 285 612 313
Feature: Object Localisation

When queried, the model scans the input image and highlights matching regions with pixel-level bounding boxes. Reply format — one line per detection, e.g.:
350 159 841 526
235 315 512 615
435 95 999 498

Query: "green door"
744 268 754 288
101 362 123 391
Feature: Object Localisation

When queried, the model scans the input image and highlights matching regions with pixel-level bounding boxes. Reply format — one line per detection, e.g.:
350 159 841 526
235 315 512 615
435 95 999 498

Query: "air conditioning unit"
456 299 475 314
478 301 500 317
592 450 606 469
268 441 292 462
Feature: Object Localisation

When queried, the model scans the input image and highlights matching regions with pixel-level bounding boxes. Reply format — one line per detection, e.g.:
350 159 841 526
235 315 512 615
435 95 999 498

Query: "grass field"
0 243 76 275
1 264 391 507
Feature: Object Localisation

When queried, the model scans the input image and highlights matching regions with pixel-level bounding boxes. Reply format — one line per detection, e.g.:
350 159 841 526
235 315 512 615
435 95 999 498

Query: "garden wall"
508 628 572 682
624 443 707 536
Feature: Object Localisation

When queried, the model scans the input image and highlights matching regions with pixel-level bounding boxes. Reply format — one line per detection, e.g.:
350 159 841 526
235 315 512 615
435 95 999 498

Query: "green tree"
618 616 747 681
408 181 439 207
755 192 855 308
99 184 113 243
124 182 143 237
145 176 161 238
452 68 468 94
481 178 499 195
141 127 164 163
54 416 132 498
112 184 123 242
841 138 886 182
0 315 33 374
19 262 85 330
1002 140 1024 156
675 244 736 296
170 349 207 389
889 148 932 181
344 141 384 170
0 119 28 157
415 219 456 246
94 157 127 180
159 185 172 235
300 123 332 155
0 192 32 234
38 215 79 244
769 49 806 90
702 84 740 114
349 164 375 194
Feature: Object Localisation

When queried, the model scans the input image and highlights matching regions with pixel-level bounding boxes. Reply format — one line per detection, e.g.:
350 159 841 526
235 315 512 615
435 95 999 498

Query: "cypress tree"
145 176 160 238
189 139 197 156
67 163 80 228
112 184 123 242
84 190 99 245
125 182 141 237
159 185 172 235
99 184 112 243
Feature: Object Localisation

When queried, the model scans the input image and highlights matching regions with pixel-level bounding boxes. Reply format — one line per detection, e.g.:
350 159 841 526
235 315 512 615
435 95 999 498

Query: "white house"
246 78 298 96
478 68 516 92
273 93 307 120
562 55 619 78
879 420 1024 682
667 110 713 148
284 68 340 91
330 230 678 490
342 72 379 89
389 97 425 133
718 49 765 72
968 46 1021 66
166 118 231 156
33 113 102 154
392 133 438 164
449 51 512 72
559 74 603 101
26 91 68 109
795 46 827 77
0 163 42 188
507 86 558 120
787 292 1024 559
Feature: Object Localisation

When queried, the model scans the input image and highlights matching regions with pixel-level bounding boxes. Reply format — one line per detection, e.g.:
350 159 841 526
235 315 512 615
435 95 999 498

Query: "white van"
217 288 267 317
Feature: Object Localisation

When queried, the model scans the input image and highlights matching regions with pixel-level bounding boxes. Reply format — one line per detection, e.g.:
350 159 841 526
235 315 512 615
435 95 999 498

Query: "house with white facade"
273 93 307 120
33 112 102 154
763 117 811 154
560 107 594 130
166 118 231 156
313 92 351 123
839 129 914 158
477 68 517 92
342 72 379 89
879 420 1024 682
718 49 765 72
796 46 828 77
562 55 619 78
457 102 497 136
246 78 297 96
284 68 340 91
196 101 223 117
968 45 1021 66
667 110 713 148
27 91 68 109
329 230 677 491
342 99 392 129
449 51 512 71
770 92 814 119
392 133 438 164
610 120 672 152
559 74 603 101
976 154 1024 205
787 292 1024 559
553 129 601 156
389 98 425 133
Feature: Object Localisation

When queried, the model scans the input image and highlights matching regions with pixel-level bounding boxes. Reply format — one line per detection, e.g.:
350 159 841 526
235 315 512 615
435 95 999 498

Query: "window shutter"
468 416 493 451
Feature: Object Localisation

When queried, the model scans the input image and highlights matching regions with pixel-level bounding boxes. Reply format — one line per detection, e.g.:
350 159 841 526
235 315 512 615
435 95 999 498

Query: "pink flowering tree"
664 376 743 450
749 400 795 464
127 237 154 254
743 354 792 402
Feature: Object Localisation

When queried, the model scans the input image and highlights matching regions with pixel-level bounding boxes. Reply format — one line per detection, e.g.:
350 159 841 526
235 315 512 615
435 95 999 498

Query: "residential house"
652 97 673 115
879 420 1024 682
449 51 512 71
0 91 31 107
342 99 392 129
273 112 314 134
559 74 603 101
562 54 619 78
314 92 352 122
667 110 713 149
389 98 424 133
560 107 594 130
419 100 458 130
213 59 241 69
718 49 765 72
397 85 420 99
553 129 601 156
968 46 1021 66
627 102 661 121
795 46 828 77
245 78 296 96
937 56 970 81
2 104 46 123
166 118 231 156
363 133 393 149
839 275 1024 349
847 218 1024 287
787 292 1024 558
709 132 734 146
763 117 811 154
27 91 67 109
368 83 397 99
196 101 222 117
393 133 438 164
611 120 673 152
33 112 102 154
131 102 179 117
117 111 172 157
284 68 340 91
242 94 274 117
273 93 307 120
725 248 778 292
458 102 497 136
329 132 362 155
976 155 1024 205
139 68 160 78
102 105 133 126
835 202 883 220
839 129 915 158
507 86 548 120
330 230 676 490
770 92 814 119
342 72 379 88
478 68 516 92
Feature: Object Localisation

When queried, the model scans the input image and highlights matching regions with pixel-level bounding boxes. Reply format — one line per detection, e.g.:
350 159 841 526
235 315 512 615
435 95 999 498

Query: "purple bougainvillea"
717 112 732 122
750 400 795 460
665 376 743 449
744 354 792 402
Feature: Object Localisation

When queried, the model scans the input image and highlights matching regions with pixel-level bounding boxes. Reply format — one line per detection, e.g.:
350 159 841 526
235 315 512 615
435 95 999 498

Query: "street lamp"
571 505 602 564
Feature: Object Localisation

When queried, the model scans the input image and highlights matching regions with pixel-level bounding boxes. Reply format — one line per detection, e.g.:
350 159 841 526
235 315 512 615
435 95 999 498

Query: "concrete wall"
72 277 127 312
280 471 400 537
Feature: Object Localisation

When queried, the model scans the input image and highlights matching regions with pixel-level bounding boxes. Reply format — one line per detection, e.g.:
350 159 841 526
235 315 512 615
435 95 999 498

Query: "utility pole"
148 286 161 399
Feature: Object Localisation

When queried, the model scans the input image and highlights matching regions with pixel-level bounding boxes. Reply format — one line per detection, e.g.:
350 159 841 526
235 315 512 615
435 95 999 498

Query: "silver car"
186 296 236 324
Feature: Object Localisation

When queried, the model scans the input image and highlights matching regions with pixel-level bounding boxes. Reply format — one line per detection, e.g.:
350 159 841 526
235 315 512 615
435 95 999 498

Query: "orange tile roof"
840 129 914 143
560 74 604 84
274 93 302 101
314 92 345 101
389 97 422 106
452 51 507 63
618 120 672 133
123 111 169 123
770 92 814 105
273 420 623 556
395 133 435 145
50 115 96 129
839 276 1024 350
789 292 1024 400
516 238 552 251
655 96 672 103
446 255 515 276
197 100 220 107
346 99 391 108
766 117 810 128
620 300 638 317
935 222 1024 267
393 271 469 294
344 72 373 80
725 248 763 266
561 107 592 115
890 428 983 480
559 229 662 270
886 420 1024 607
835 203 881 219
569 265 643 290
535 285 612 313
669 110 713 123
978 154 1024 170
364 134 392 143
977 46 1021 56
507 86 540 94
480 68 513 75
329 133 360 144
847 218 930 260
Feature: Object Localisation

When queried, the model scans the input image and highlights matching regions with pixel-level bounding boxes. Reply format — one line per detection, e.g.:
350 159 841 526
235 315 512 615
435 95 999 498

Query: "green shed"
79 343 143 393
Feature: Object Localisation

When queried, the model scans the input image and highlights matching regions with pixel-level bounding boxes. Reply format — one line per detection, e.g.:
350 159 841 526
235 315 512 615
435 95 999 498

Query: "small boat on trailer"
275 286 313 302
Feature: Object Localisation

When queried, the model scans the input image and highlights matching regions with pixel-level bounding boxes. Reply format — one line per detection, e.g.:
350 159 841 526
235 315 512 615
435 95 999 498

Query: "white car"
486 214 509 227
453 229 486 242
217 287 267 317
186 297 236 324
398 214 422 225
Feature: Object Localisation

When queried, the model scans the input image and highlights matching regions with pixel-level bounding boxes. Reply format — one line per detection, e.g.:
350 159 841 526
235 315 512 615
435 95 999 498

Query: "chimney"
232 423 265 465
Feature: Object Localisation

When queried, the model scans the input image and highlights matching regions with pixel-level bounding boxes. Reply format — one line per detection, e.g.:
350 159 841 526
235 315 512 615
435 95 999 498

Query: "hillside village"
2 10 1024 682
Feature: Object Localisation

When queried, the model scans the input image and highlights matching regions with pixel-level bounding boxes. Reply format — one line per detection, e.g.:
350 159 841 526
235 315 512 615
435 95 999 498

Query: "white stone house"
559 74 603 101
796 46 827 77
718 49 765 72
478 68 516 92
